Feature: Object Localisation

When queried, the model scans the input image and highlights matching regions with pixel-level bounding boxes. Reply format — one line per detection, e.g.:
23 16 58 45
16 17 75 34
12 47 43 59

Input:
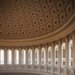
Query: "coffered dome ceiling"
0 0 75 40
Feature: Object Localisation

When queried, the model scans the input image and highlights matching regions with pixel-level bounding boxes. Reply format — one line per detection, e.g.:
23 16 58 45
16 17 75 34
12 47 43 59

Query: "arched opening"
21 49 26 65
55 45 58 66
48 46 52 65
41 47 46 65
14 49 19 65
0 49 4 65
7 49 12 65
61 43 66 66
69 39 73 67
35 48 39 65
28 49 32 65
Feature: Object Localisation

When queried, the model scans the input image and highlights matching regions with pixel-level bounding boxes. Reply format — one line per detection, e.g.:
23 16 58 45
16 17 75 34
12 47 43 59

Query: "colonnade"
0 31 75 75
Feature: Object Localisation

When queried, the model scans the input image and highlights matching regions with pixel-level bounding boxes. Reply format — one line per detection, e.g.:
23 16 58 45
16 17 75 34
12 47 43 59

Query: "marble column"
65 36 69 74
45 44 48 72
32 46 35 70
19 47 21 70
73 31 75 74
51 42 54 73
58 39 61 75
26 47 28 70
12 47 14 65
4 47 7 70
38 45 41 71
4 47 6 65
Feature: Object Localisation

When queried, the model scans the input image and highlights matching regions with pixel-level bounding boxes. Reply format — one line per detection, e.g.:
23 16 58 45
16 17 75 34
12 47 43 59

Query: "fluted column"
11 47 14 70
32 46 35 70
65 36 69 74
73 31 75 74
19 47 21 65
19 47 21 71
12 47 14 65
45 44 48 72
4 47 7 70
58 39 61 75
38 45 41 71
4 47 7 65
26 47 28 70
53 42 56 67
51 42 54 73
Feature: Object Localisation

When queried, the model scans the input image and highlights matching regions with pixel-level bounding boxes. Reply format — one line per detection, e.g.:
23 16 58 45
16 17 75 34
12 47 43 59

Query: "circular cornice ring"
0 12 75 46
